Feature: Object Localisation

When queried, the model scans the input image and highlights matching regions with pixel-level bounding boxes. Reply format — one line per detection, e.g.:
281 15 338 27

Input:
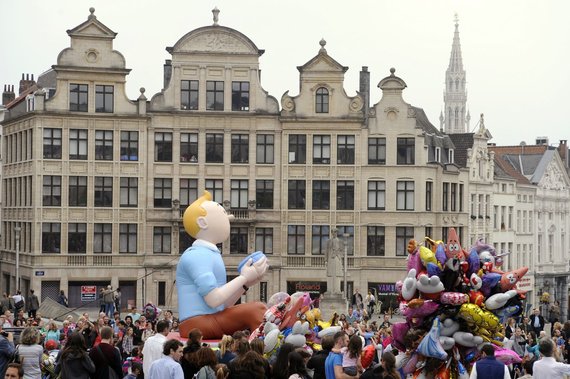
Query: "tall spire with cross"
443 13 468 134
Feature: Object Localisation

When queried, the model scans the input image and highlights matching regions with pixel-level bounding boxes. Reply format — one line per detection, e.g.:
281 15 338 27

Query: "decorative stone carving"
84 49 100 63
542 163 566 190
179 31 254 54
407 107 417 118
281 91 295 112
349 96 363 112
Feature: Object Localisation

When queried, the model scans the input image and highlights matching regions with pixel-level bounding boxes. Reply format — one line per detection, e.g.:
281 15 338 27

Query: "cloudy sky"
1 0 568 146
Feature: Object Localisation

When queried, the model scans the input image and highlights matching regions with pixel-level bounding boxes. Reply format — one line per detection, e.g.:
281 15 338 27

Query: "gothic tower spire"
443 14 468 134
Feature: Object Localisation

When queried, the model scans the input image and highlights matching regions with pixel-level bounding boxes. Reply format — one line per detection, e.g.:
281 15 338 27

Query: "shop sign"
81 285 97 302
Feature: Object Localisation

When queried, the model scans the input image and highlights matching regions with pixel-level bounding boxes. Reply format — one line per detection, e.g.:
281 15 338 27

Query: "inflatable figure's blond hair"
183 191 212 238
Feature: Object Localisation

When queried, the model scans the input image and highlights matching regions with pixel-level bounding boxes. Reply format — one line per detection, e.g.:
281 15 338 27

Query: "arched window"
316 87 329 113
454 108 459 128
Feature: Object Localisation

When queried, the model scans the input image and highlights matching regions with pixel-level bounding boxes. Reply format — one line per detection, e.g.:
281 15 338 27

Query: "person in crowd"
379 314 391 329
215 335 235 365
378 351 400 379
510 327 527 358
0 323 15 378
114 288 122 316
504 317 516 339
172 319 180 333
194 347 218 379
341 335 363 376
57 290 68 307
148 339 184 379
11 291 24 314
250 338 271 379
0 294 11 315
127 306 141 323
88 326 123 379
12 320 23 328
215 364 230 379
287 351 310 379
124 361 143 379
44 322 60 345
307 334 333 379
529 308 545 335
513 358 534 379
4 363 23 379
122 327 135 359
271 342 295 378
25 290 39 320
180 328 203 378
365 291 376 316
526 331 540 359
229 350 265 379
17 327 43 379
468 344 509 379
325 331 355 379
533 338 570 377
519 316 531 334
54 332 95 379
102 286 115 318
552 321 563 339
550 300 561 324
351 289 363 311
41 340 59 379
142 319 170 377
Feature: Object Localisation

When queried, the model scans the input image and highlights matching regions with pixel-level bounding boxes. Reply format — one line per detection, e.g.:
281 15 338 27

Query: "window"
442 183 449 211
69 129 88 160
119 224 137 254
450 183 457 211
120 131 138 161
69 83 88 112
43 128 62 159
205 179 223 203
154 178 172 208
315 87 329 113
69 176 87 207
232 81 249 111
337 226 354 255
95 85 114 113
206 133 224 163
367 181 385 210
180 133 198 162
120 177 138 207
95 130 113 160
180 179 198 209
230 227 248 254
256 180 273 209
42 223 61 253
153 227 171 254
337 135 355 164
396 181 414 210
459 184 463 212
288 134 306 164
426 181 433 211
94 177 113 207
42 176 61 206
337 181 354 210
231 134 249 163
313 135 331 164
231 180 248 209
256 134 274 164
396 227 414 256
312 180 330 210
312 225 330 255
255 228 273 254
181 80 198 110
425 227 433 239
179 226 195 254
94 223 112 253
367 226 385 256
287 225 305 255
68 223 87 254
288 180 306 209
206 81 224 110
154 132 172 162
368 138 386 164
397 137 415 164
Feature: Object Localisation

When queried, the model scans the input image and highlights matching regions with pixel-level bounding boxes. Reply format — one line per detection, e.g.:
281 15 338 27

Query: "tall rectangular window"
180 179 198 209
95 85 114 113
69 83 88 112
120 177 138 207
181 80 199 110
367 226 385 256
397 137 415 164
43 128 62 159
368 137 386 164
337 226 354 255
94 177 113 207
312 180 330 210
287 225 305 255
313 135 331 164
396 227 414 256
255 228 273 254
315 87 329 113
69 176 87 207
367 181 385 210
69 129 88 160
154 132 172 162
288 134 306 164
450 183 457 211
154 178 172 208
288 180 306 209
231 134 249 163
42 223 61 254
231 180 248 209
95 130 113 160
256 180 274 209
119 224 137 254
337 181 354 210
311 225 330 255
232 81 249 111
42 176 61 206
337 135 355 164
442 182 449 211
396 181 414 210
94 223 112 253
120 131 138 161
68 223 87 254
256 134 274 164
426 181 433 211
179 226 195 254
230 227 249 254
206 133 224 163
206 81 224 110
153 227 171 254
205 179 223 203
180 133 198 162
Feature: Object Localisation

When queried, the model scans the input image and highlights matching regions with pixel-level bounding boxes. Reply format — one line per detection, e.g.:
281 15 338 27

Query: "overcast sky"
1 0 568 146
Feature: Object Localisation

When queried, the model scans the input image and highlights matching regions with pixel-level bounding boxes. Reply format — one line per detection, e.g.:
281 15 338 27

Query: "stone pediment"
168 26 263 55
298 52 348 73
539 160 569 190
67 8 117 39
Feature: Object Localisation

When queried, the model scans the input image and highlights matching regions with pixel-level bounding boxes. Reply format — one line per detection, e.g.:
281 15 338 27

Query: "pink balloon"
494 347 522 365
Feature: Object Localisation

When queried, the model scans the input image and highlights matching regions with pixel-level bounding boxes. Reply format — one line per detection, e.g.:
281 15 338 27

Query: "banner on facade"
80 285 97 302
517 275 534 292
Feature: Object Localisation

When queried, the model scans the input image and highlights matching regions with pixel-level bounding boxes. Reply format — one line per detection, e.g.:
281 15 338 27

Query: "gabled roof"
297 41 348 73
448 133 474 167
412 106 455 149
66 8 117 39
490 145 551 185
5 85 38 109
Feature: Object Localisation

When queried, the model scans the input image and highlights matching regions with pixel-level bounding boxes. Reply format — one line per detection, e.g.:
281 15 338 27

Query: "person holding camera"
0 323 15 378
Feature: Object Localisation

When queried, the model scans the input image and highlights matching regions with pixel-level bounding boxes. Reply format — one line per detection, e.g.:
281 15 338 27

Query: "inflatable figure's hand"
241 256 269 286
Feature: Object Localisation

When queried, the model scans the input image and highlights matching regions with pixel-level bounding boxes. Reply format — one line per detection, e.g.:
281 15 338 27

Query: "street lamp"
14 225 21 291
343 233 349 309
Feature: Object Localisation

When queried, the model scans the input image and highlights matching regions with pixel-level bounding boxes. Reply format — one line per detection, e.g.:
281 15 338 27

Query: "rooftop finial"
212 7 220 26
88 7 96 20
319 38 327 53
390 67 396 75
454 12 459 26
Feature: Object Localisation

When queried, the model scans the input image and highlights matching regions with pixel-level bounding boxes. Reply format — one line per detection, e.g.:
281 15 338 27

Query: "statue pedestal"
319 292 347 320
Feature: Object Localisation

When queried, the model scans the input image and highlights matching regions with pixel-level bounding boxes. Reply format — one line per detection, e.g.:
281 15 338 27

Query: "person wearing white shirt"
532 338 570 378
148 339 184 379
142 320 171 377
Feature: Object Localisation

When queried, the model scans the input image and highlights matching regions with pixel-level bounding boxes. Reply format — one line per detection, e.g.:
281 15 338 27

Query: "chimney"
19 73 36 95
558 140 568 168
359 66 370 125
163 60 172 90
2 84 15 105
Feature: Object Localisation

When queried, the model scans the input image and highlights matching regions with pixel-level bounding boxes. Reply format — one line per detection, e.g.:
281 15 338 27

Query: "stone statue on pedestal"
326 228 344 295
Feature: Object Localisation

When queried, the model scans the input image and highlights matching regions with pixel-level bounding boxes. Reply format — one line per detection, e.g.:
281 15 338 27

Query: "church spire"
443 13 468 134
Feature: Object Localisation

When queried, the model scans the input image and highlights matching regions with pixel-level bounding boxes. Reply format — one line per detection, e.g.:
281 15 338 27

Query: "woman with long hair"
271 343 295 379
215 364 230 379
229 350 265 379
380 351 399 379
250 338 271 379
287 351 309 379
17 327 43 379
216 335 236 365
55 332 96 379
194 347 218 379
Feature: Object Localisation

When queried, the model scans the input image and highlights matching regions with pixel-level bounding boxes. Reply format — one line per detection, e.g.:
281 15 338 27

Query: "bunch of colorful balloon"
393 228 528 379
